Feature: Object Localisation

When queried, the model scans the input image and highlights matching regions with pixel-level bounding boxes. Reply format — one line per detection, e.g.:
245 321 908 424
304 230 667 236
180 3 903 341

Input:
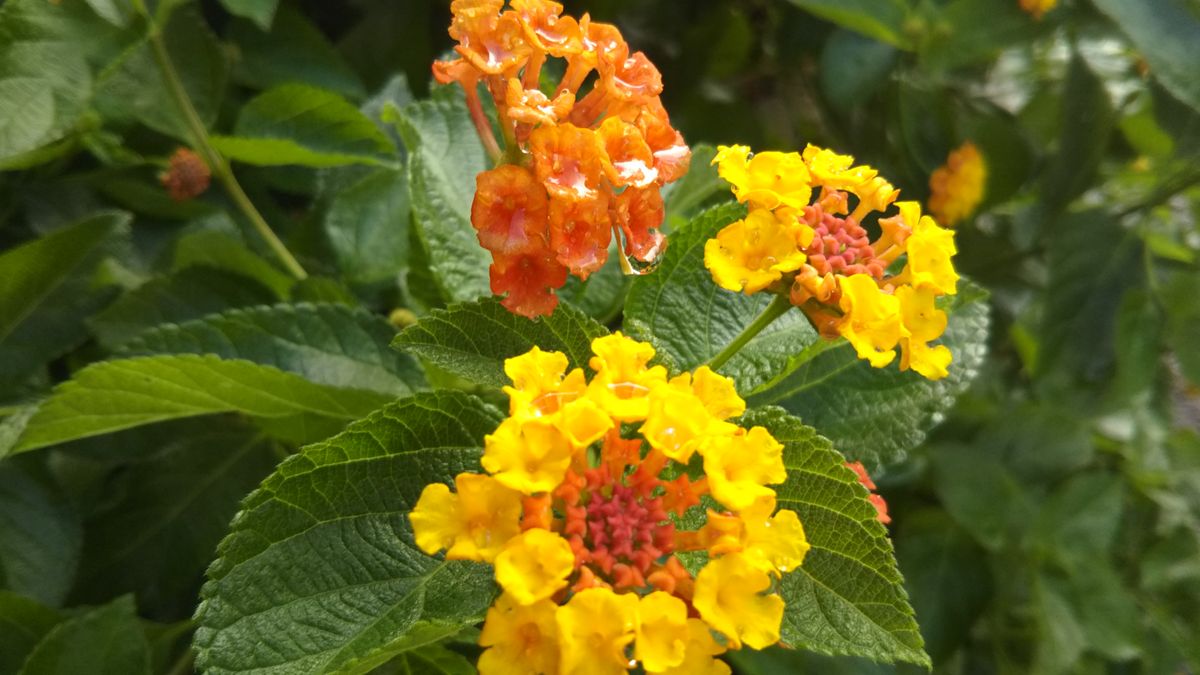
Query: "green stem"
136 2 307 280
705 293 793 371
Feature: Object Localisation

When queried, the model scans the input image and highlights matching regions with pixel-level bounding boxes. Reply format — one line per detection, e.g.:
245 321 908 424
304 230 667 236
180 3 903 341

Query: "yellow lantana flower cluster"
928 141 987 227
410 334 810 675
703 144 960 380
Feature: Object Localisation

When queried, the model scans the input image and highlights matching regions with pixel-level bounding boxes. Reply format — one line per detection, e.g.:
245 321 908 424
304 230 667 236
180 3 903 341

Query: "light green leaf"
392 298 609 387
212 84 394 167
17 596 150 675
785 0 912 49
121 303 426 396
71 429 279 615
88 267 278 349
0 464 81 607
11 355 393 453
383 646 476 675
392 98 492 303
218 0 278 31
172 230 296 299
323 167 411 286
916 0 1040 70
1031 577 1087 675
745 407 930 667
0 592 63 675
1092 0 1200 113
194 392 502 675
230 7 364 99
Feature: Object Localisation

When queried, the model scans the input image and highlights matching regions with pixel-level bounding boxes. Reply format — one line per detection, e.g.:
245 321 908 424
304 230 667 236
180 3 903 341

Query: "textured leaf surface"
0 464 81 607
624 202 817 392
322 167 411 285
17 596 150 675
392 298 609 387
122 303 425 396
746 284 990 465
1092 0 1200 113
71 430 279 615
212 84 394 167
0 592 63 675
171 230 296 299
194 392 502 675
746 407 929 667
11 355 393 453
392 98 491 303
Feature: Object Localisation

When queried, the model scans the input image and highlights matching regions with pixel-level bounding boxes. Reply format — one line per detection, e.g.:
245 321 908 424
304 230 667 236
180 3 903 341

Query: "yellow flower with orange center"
409 335 809 674
928 141 987 227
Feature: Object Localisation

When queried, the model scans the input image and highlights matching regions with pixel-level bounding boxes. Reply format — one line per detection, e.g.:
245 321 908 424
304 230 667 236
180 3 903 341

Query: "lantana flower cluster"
928 141 987 227
410 334 809 675
703 144 960 380
435 0 691 318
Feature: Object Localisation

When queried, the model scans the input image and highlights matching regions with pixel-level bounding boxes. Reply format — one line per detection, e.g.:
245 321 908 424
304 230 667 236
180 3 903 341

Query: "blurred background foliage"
1 0 1199 673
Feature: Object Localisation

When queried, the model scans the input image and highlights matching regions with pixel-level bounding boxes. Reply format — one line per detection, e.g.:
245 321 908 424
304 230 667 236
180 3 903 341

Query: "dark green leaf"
392 298 609 387
0 591 63 675
1032 472 1124 567
931 442 1034 550
322 167 410 285
218 0 278 31
1037 54 1116 219
212 84 395 167
1092 0 1200 113
392 98 492 303
0 464 81 607
121 303 425 396
745 407 930 667
88 267 278 349
785 0 912 49
11 355 393 453
1031 577 1086 675
916 0 1038 70
558 253 628 323
229 7 364 99
661 144 723 228
194 392 502 675
821 29 898 111
1162 271 1200 387
71 429 279 616
384 646 476 675
17 596 150 675
171 230 295 298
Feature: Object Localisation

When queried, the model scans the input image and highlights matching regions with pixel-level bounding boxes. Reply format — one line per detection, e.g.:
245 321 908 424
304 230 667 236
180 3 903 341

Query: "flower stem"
136 2 307 280
706 293 793 371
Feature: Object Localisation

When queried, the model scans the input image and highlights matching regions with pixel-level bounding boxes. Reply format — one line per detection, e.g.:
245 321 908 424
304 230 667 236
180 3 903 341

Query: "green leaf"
558 253 628 323
94 6 228 142
785 0 912 49
0 212 126 342
229 7 364 99
392 298 609 387
746 284 990 464
392 98 492 303
1037 54 1116 219
322 167 411 286
0 464 81 607
194 392 502 675
384 646 476 675
1162 271 1200 387
931 442 1034 550
0 591 63 675
172 230 295 299
1031 576 1087 675
743 407 928 666
1092 0 1200 113
1032 472 1124 567
71 428 279 616
821 29 897 111
88 267 278 349
211 84 394 168
11 355 393 453
17 596 150 675
218 0 278 31
661 144 724 228
916 0 1039 70
121 303 426 396
624 202 817 392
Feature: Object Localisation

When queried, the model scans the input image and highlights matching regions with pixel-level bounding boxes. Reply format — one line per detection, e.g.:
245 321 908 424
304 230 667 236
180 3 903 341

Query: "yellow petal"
557 587 639 675
636 592 689 672
494 528 576 605
693 553 785 650
479 594 560 675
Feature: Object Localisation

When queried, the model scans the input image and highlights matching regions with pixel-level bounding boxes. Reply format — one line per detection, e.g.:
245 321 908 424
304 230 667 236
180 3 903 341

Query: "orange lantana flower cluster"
435 0 691 317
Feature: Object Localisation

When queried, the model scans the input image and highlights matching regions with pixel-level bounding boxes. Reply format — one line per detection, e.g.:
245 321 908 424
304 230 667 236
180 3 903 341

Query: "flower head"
410 336 809 674
704 144 960 380
928 141 986 226
440 1 691 316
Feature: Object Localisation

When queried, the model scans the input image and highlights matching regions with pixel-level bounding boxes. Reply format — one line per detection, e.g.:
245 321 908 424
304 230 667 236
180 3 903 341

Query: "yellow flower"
701 426 786 512
712 145 812 209
587 332 668 421
696 497 809 576
800 144 877 191
482 417 576 494
896 285 952 380
688 366 746 420
410 473 523 562
658 620 730 675
901 214 959 295
836 274 903 368
928 141 986 226
704 209 807 294
479 594 560 675
495 528 576 605
642 383 721 464
693 552 785 650
636 592 689 672
557 587 639 675
1019 0 1056 20
850 175 901 220
503 347 614 447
